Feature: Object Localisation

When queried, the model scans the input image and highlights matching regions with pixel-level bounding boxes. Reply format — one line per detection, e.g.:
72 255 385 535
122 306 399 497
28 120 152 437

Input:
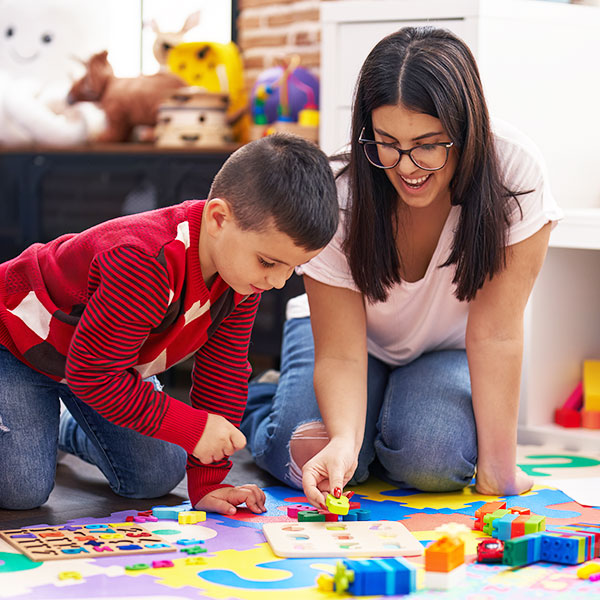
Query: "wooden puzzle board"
262 520 424 558
0 522 176 562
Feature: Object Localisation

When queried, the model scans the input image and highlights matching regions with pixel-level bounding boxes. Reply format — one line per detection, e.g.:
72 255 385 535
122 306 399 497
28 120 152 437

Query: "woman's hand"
475 465 533 496
194 484 266 515
302 437 358 508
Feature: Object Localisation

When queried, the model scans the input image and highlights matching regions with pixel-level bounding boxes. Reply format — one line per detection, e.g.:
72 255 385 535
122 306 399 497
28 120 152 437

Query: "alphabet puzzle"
0 522 176 562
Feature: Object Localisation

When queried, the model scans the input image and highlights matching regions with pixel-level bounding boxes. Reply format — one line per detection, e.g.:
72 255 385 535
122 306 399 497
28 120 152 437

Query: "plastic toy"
167 41 249 143
67 51 186 142
250 56 319 143
477 539 504 563
316 557 416 596
555 381 583 427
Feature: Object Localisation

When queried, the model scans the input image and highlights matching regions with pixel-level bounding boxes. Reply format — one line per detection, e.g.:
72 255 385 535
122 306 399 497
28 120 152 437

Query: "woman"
241 26 562 507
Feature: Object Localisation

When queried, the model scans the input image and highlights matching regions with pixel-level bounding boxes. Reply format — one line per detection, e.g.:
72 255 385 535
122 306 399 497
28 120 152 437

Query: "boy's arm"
185 292 261 507
66 246 209 453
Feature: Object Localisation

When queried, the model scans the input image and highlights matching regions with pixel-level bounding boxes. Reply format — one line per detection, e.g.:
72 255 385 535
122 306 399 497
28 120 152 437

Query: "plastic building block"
555 381 583 427
477 539 504 563
425 536 465 572
286 504 311 518
474 501 507 530
581 410 600 429
524 515 546 535
345 557 416 596
326 493 350 515
482 509 510 536
540 533 586 565
511 514 531 537
508 506 531 516
178 511 206 524
298 510 326 522
584 360 600 411
503 533 543 567
492 513 519 540
316 573 334 591
424 563 466 590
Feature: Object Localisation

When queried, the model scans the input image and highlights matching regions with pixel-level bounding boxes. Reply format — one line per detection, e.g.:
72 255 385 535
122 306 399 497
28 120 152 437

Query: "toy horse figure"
67 51 185 143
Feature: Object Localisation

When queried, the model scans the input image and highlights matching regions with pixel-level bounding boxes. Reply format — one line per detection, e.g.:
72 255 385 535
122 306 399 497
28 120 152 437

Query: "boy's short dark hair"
209 133 338 251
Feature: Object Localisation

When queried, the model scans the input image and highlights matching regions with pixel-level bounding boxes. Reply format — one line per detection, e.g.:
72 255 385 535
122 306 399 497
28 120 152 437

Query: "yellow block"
178 511 206 524
583 360 600 411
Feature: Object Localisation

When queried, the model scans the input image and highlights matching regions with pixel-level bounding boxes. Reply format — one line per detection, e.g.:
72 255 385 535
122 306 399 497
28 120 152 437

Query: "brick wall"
237 0 340 90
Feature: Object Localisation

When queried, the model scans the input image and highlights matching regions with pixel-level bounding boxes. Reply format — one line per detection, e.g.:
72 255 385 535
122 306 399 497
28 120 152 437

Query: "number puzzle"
0 522 176 562
262 520 424 558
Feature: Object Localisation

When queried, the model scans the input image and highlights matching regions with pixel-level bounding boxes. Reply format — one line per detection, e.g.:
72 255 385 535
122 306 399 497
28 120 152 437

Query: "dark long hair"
343 26 524 303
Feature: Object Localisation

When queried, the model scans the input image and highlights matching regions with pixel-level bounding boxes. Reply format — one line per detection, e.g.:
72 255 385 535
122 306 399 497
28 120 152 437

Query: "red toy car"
477 539 504 563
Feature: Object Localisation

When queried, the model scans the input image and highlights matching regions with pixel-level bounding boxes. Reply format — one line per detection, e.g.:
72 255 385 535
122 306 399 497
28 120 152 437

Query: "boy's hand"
192 413 246 464
194 485 266 515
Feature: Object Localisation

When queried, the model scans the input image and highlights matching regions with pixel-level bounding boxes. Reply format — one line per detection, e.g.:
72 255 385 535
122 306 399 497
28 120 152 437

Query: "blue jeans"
241 317 477 492
0 345 187 510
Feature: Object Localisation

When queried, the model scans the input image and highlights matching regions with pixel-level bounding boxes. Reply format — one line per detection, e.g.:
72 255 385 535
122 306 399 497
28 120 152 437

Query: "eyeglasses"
358 127 453 171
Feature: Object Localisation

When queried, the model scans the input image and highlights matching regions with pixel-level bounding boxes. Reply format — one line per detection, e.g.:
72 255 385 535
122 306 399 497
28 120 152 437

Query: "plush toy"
167 41 250 143
67 51 186 143
149 11 201 71
0 0 106 146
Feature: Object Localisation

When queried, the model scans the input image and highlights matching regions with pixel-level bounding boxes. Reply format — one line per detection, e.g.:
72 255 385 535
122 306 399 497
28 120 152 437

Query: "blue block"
493 513 519 540
540 534 582 564
344 557 416 596
342 511 358 521
526 533 543 563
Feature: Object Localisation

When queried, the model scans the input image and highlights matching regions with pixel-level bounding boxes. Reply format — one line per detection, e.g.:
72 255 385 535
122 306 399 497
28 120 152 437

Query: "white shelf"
518 423 600 452
549 208 600 251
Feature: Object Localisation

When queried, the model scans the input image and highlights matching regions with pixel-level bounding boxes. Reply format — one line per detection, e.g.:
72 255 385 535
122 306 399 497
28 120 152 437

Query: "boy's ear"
204 198 234 236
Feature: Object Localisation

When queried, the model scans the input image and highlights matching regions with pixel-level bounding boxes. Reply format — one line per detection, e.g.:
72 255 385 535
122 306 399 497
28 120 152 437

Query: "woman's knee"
375 428 476 492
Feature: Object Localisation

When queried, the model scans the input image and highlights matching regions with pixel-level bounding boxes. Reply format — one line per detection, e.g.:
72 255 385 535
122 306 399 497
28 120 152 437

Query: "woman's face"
370 103 458 210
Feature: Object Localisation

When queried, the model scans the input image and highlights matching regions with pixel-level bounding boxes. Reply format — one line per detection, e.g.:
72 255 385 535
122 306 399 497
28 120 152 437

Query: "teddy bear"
67 50 187 143
0 0 106 146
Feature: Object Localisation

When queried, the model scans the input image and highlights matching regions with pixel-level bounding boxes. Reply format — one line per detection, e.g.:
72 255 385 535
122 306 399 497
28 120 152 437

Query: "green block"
524 515 546 534
503 537 531 567
298 511 326 522
483 509 510 536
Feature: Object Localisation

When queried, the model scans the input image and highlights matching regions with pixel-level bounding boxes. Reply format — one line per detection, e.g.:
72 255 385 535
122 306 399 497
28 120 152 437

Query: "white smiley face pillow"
0 0 107 145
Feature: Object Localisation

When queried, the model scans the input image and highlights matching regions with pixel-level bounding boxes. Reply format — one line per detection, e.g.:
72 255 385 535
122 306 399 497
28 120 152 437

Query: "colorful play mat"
1 445 599 599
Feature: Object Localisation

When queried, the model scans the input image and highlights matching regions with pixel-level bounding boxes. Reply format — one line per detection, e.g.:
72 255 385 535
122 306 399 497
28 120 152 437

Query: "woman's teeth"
401 174 430 187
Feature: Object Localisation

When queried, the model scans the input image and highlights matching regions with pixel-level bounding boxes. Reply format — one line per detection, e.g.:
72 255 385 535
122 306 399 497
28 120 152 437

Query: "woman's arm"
466 222 552 496
301 275 368 506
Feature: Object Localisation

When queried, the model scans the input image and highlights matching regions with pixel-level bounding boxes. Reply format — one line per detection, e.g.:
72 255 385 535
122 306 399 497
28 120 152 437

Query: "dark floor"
0 448 278 530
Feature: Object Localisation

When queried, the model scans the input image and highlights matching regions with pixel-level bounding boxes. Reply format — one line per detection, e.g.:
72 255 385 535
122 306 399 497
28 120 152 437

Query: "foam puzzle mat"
0 445 599 599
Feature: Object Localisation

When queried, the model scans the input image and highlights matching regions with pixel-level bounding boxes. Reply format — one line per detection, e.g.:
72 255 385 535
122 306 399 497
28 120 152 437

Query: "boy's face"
205 203 322 296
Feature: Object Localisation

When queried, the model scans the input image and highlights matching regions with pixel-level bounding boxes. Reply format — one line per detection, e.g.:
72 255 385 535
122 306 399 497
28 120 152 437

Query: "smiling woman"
241 25 563 510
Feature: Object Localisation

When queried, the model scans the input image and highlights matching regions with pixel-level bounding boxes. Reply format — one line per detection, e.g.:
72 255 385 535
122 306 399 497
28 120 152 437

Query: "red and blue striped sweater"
0 200 260 506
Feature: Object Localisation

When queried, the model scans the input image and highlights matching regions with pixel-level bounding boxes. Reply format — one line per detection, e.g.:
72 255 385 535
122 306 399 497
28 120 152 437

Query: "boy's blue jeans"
241 317 477 492
0 345 187 510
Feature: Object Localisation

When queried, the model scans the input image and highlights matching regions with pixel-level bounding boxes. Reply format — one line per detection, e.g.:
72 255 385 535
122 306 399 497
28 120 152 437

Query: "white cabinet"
320 0 600 450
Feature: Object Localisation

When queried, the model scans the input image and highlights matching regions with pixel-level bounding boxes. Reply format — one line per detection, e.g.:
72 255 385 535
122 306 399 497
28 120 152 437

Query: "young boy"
0 134 338 515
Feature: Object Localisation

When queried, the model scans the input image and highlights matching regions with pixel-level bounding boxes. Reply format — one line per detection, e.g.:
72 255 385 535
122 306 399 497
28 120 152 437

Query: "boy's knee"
0 477 54 510
116 445 187 499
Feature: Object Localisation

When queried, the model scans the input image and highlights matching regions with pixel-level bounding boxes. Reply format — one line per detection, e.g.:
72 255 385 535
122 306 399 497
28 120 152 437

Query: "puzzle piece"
0 523 175 562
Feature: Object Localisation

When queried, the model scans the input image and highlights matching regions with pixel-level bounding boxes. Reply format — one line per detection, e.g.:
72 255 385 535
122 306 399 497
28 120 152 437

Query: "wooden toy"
584 360 600 411
326 492 350 515
0 522 176 562
555 381 583 428
262 520 423 558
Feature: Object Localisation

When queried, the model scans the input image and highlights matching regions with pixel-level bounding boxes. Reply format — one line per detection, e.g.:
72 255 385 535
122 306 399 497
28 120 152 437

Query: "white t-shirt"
292 119 563 366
